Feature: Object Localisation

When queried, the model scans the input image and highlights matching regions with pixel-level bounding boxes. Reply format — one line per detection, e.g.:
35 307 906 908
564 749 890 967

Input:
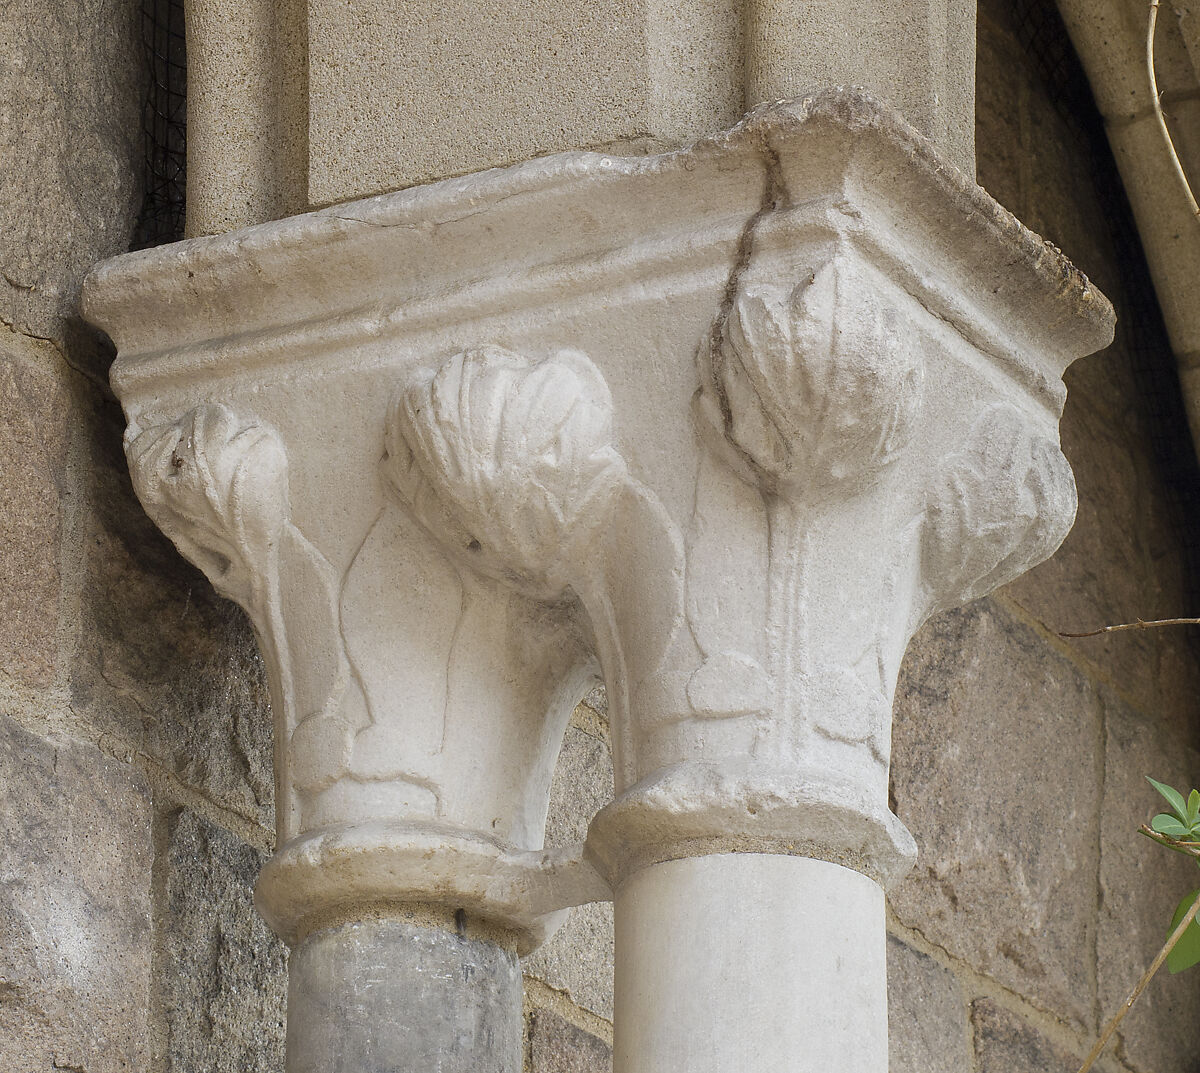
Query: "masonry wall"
2 1 1198 1071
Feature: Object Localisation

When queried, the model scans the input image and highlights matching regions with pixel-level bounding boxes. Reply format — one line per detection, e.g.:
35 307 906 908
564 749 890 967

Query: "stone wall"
2 1 1198 1071
886 4 1200 1073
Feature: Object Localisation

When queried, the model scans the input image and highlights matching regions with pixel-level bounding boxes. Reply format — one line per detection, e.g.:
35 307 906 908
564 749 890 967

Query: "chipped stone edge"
255 819 611 955
585 759 919 891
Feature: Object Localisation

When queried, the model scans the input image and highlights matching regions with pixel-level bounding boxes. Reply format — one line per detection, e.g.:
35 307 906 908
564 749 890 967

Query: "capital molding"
84 90 1114 951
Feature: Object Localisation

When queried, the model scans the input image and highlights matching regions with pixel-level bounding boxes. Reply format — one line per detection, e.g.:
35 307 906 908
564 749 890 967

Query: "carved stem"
260 571 297 841
576 575 636 791
762 496 808 753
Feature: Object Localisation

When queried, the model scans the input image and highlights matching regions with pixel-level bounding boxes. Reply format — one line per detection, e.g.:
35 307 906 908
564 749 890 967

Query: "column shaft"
184 0 307 235
614 854 887 1073
286 917 522 1073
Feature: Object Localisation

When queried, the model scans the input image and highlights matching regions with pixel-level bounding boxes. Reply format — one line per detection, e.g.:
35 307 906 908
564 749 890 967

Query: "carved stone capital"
83 91 1113 951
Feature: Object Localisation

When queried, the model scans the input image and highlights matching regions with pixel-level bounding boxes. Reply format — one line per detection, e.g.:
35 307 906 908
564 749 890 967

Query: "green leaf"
1148 777 1189 822
1189 790 1200 827
1151 813 1191 838
1167 890 1200 974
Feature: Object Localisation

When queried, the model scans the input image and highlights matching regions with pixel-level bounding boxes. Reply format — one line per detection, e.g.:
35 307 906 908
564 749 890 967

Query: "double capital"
83 91 1114 953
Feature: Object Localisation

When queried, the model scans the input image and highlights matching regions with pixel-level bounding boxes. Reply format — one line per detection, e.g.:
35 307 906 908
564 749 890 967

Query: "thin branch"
1076 888 1200 1073
1139 823 1200 860
1149 0 1200 218
1060 617 1200 639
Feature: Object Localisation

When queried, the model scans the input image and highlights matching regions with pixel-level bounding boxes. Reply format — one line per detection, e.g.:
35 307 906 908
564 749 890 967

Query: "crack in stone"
700 138 789 484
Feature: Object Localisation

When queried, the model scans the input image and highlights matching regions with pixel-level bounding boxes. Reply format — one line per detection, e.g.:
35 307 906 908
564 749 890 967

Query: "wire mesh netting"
133 0 186 249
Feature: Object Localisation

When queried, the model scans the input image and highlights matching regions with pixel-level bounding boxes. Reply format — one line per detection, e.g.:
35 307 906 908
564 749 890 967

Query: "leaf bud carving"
125 404 289 617
922 402 1076 613
699 255 924 494
384 344 627 601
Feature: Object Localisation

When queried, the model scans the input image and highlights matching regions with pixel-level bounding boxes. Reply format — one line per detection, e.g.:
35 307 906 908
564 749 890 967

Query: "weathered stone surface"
0 0 142 343
545 725 614 849
975 0 1143 426
306 0 744 204
1097 689 1200 1073
529 1007 612 1073
974 10 1024 214
526 724 615 1017
971 999 1079 1073
1023 117 1113 298
0 713 152 1072
1058 0 1200 389
1058 0 1198 122
886 935 970 1073
72 393 275 826
1006 62 1200 731
288 918 520 1073
1002 290 1200 744
975 0 1200 743
1004 393 1165 718
525 901 615 1022
183 0 307 236
746 0 976 171
891 598 1102 1030
582 684 609 719
166 810 286 1073
0 335 69 687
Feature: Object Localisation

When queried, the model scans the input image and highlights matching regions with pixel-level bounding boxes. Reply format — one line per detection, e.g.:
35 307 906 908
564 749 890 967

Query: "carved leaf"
384 344 628 600
801 668 891 765
700 255 924 494
922 402 1076 613
125 404 289 617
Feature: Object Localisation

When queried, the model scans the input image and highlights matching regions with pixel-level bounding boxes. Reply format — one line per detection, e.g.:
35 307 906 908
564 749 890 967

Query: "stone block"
545 724 614 849
995 88 1200 743
0 713 153 1072
0 336 69 687
970 999 1079 1073
166 810 287 1073
890 598 1102 1030
0 0 142 343
529 1007 612 1073
886 935 970 1073
1097 689 1200 1073
526 723 615 1019
306 0 742 204
71 393 275 826
525 901 615 1023
582 683 609 719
